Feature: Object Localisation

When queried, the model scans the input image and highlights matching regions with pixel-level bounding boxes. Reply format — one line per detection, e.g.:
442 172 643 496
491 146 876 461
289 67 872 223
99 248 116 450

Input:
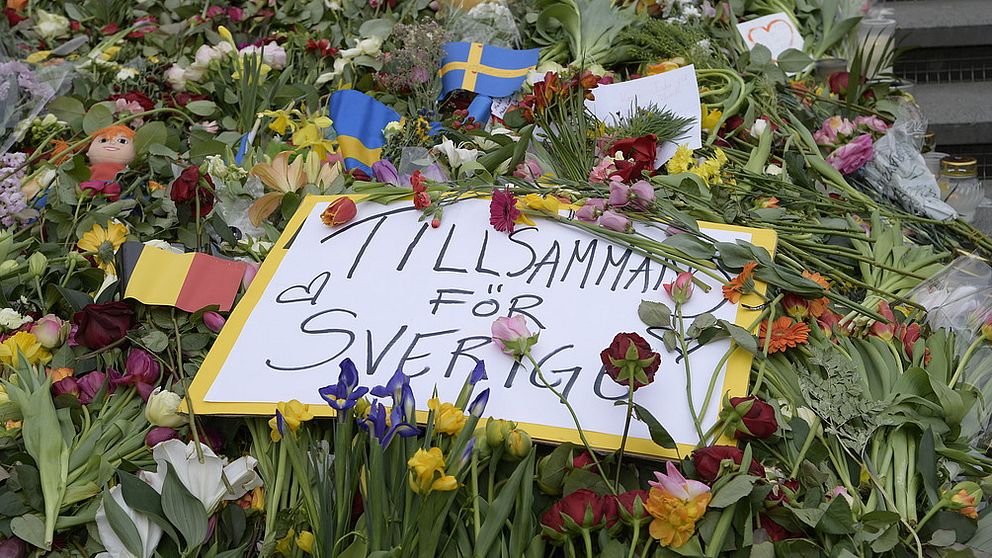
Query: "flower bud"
0 260 18 276
504 428 532 460
491 316 538 358
203 311 226 333
30 314 67 349
145 426 179 447
485 418 516 448
27 252 47 278
145 387 186 427
320 198 358 227
982 316 992 342
944 482 982 519
663 271 694 304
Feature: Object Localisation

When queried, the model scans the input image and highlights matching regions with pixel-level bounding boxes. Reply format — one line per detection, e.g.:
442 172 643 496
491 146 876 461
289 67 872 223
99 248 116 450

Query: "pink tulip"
599 210 631 232
203 311 226 333
663 271 694 304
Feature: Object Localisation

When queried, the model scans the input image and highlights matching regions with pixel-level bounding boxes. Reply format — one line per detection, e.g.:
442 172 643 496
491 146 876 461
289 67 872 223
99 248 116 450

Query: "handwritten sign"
737 13 804 62
189 197 775 456
585 65 702 166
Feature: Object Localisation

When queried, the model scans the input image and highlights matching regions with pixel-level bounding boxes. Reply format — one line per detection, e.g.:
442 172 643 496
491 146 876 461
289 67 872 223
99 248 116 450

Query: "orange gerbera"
722 262 758 304
759 316 810 353
802 271 831 317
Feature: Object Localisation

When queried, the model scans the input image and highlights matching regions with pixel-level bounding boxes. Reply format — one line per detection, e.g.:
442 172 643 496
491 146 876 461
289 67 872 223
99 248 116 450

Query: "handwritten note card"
737 13 804 62
585 65 702 165
190 197 774 456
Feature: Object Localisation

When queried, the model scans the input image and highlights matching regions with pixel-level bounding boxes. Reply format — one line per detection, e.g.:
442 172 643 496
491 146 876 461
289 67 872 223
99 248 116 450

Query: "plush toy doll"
80 125 136 201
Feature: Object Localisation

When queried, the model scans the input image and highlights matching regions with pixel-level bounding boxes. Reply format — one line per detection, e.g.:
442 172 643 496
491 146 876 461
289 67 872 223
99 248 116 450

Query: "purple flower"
576 198 607 222
827 134 874 175
318 358 369 412
145 426 179 447
116 349 160 400
203 311 225 333
469 361 487 384
78 370 111 404
370 368 410 400
468 388 489 418
372 160 401 185
599 210 631 232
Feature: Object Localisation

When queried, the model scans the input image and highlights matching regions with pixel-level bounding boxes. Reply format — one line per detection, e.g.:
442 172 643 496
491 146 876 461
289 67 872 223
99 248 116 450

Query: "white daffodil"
435 138 481 169
95 486 163 558
139 440 262 513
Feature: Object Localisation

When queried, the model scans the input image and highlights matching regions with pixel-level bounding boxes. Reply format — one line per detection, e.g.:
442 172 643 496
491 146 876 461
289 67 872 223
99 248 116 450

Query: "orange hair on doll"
91 125 136 141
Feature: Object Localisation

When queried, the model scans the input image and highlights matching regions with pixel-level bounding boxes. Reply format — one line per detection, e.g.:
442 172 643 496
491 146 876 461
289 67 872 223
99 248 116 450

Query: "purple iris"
370 368 410 400
274 409 286 436
469 361 487 385
468 388 489 418
318 358 369 412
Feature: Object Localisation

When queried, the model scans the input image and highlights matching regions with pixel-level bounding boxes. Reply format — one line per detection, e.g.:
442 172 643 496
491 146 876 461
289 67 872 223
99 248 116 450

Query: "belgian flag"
117 242 247 312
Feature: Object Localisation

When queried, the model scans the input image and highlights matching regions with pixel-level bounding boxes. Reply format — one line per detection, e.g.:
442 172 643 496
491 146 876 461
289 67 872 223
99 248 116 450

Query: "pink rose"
576 198 607 222
599 210 631 232
608 180 630 207
827 134 874 175
513 159 543 180
854 115 889 134
30 314 67 349
491 315 536 357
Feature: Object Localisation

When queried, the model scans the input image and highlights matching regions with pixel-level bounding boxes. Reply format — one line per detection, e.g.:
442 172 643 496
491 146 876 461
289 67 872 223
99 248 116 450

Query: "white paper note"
737 13 804 62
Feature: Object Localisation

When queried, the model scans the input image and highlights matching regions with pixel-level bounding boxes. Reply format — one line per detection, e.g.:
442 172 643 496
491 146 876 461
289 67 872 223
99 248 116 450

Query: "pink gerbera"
490 188 521 233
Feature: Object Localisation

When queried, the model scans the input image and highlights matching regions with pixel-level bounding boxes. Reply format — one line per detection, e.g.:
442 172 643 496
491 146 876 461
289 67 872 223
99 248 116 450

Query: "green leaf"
817 496 855 535
750 44 772 67
102 489 145 557
82 103 115 135
161 463 208 551
55 286 93 313
719 320 759 354
918 428 939 507
638 300 672 328
474 452 535 558
662 233 715 259
186 101 218 116
708 475 757 508
48 97 86 130
189 138 227 160
10 514 47 549
632 403 677 448
133 122 168 156
140 330 170 353
776 48 813 72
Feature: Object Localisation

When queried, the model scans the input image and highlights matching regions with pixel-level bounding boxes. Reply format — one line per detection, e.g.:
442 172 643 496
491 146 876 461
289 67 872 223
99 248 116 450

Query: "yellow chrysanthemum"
0 332 52 367
666 145 694 175
408 447 458 495
76 221 128 274
428 398 466 436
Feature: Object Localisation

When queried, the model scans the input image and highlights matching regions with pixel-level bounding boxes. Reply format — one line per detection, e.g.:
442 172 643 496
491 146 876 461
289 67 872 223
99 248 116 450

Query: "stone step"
890 0 992 49
911 81 992 145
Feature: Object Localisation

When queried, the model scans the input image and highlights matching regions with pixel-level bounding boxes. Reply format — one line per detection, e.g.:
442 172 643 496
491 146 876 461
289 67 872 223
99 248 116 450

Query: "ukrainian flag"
439 42 540 99
329 90 401 175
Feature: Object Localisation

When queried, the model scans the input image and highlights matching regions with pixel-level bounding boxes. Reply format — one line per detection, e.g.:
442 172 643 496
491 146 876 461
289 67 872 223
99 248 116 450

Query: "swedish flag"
439 42 540 99
329 90 401 175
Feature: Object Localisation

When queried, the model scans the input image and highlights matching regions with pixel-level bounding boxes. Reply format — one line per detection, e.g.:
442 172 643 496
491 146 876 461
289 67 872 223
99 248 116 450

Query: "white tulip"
435 138 481 169
95 485 163 558
139 440 263 513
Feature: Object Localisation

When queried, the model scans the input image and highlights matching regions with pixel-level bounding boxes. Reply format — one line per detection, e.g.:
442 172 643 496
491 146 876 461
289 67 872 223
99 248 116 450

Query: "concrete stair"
887 0 992 180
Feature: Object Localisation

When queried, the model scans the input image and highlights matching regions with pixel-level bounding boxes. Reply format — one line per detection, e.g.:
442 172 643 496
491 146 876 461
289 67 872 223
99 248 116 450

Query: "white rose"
164 65 188 90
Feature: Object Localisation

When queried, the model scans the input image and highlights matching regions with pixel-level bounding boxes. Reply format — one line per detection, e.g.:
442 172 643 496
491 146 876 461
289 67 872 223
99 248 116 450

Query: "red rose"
608 134 658 182
692 445 763 482
165 93 209 108
170 166 215 217
79 180 122 201
766 479 799 505
828 72 850 95
607 490 649 526
72 302 133 350
730 396 778 439
553 489 608 532
109 92 155 112
759 515 801 542
540 501 567 537
572 450 594 470
4 8 27 26
600 332 660 388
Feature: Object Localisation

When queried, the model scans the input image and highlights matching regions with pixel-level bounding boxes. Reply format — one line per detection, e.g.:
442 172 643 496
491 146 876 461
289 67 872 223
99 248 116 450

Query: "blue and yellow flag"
439 42 540 99
329 90 401 175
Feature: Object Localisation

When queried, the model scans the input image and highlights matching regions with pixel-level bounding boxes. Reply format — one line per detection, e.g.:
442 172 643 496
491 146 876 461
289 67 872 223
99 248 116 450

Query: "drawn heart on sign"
276 271 330 305
745 18 796 48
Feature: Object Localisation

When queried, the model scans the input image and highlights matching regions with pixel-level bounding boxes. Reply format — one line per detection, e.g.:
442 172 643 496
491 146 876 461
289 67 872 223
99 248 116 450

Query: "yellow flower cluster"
0 332 51 367
644 486 711 548
665 145 729 186
427 397 466 435
407 447 458 495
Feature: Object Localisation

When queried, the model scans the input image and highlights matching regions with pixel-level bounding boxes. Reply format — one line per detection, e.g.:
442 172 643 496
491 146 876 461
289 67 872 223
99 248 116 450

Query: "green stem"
789 415 819 478
949 336 984 387
614 380 635 491
676 304 705 442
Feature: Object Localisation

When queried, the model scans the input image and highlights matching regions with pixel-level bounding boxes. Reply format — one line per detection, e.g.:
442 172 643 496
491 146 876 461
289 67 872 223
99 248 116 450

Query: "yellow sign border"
186 194 777 459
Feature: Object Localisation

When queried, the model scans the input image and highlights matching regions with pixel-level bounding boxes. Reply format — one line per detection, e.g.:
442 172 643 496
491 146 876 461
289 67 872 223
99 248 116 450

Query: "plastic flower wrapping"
0 0 988 556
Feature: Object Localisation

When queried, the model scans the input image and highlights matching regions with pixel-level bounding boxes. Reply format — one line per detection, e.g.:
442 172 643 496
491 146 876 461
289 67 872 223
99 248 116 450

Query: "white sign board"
737 13 804 62
190 197 773 456
585 65 702 166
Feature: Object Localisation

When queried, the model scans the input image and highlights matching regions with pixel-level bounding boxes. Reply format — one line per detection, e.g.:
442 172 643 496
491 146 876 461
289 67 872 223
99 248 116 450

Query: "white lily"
435 138 481 169
139 440 262 513
95 486 163 558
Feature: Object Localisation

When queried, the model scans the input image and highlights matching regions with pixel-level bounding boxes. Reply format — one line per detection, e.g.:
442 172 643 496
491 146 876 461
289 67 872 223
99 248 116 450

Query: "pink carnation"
827 134 874 175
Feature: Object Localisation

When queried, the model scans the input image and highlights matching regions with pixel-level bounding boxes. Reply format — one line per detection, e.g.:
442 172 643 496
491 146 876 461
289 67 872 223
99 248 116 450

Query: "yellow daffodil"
296 530 315 554
217 26 237 49
0 331 52 367
408 447 458 495
259 109 298 136
76 221 128 274
700 104 722 131
101 46 121 61
428 398 466 436
292 118 335 160
275 528 295 556
644 462 711 548
268 400 313 441
520 193 561 215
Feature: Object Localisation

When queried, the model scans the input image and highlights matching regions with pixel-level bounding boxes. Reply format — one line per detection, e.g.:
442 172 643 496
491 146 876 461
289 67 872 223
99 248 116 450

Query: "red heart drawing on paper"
746 18 796 47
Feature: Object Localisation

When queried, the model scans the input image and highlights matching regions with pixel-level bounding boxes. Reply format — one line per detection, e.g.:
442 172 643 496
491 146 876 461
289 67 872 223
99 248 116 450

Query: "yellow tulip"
268 400 313 441
0 332 51 367
700 105 722 131
407 447 458 495
428 398 466 436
